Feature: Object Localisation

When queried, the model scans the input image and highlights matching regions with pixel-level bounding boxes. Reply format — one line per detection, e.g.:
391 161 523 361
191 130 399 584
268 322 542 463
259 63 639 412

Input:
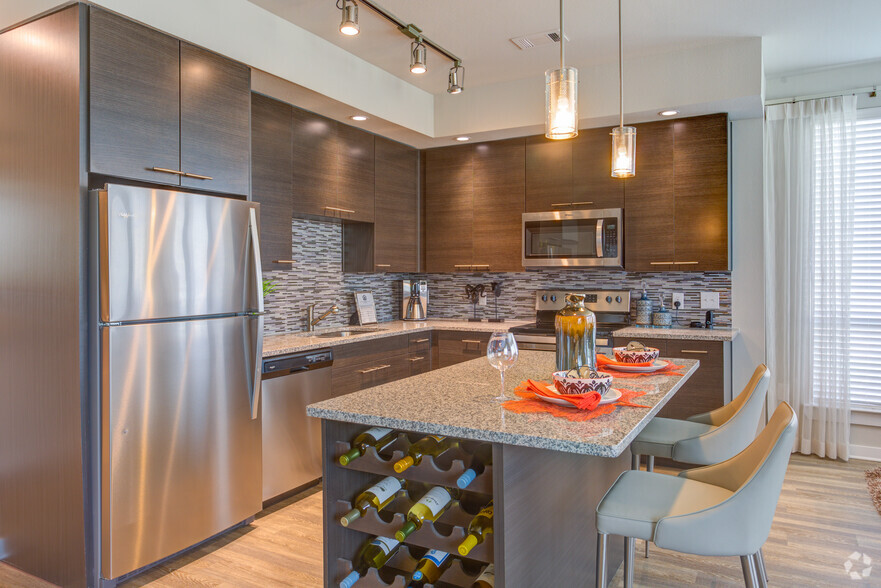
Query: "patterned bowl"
552 370 613 396
613 346 660 364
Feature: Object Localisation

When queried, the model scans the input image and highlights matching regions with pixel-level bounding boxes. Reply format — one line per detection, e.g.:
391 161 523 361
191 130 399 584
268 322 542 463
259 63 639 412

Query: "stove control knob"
541 294 548 302
615 296 622 303
550 295 557 302
606 295 613 303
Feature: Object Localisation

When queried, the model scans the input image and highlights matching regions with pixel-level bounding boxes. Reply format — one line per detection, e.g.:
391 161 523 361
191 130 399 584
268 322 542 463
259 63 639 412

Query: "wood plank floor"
1 455 878 587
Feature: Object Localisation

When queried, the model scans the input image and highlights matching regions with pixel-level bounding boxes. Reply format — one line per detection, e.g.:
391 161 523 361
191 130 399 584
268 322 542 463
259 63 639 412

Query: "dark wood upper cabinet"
424 146 474 272
89 8 180 186
180 43 251 196
572 126 625 209
251 93 293 271
472 138 526 272
525 135 572 212
624 120 676 271
673 113 729 271
291 107 338 218
337 124 375 223
90 9 251 196
374 137 419 272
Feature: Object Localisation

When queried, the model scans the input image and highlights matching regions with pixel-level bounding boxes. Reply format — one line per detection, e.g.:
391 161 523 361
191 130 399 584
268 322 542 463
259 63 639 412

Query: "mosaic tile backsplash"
262 218 732 335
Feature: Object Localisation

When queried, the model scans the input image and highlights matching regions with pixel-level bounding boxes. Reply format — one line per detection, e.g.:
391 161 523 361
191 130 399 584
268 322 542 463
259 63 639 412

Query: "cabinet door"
472 138 525 272
623 120 675 271
291 107 339 217
374 137 419 272
179 44 251 196
337 124 375 222
89 8 181 185
673 113 729 271
251 93 293 270
572 126 625 209
525 135 572 212
436 331 490 368
659 340 725 420
332 354 411 396
424 146 474 272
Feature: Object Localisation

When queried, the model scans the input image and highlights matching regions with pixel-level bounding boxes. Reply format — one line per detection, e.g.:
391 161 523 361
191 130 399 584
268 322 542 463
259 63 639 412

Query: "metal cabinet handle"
414 338 430 343
375 264 391 268
461 339 482 344
408 356 425 362
183 171 213 180
550 203 572 207
471 264 490 269
273 260 295 264
358 364 391 374
151 166 185 176
674 261 700 265
649 261 676 265
454 264 473 269
572 201 594 206
679 350 709 354
325 206 356 214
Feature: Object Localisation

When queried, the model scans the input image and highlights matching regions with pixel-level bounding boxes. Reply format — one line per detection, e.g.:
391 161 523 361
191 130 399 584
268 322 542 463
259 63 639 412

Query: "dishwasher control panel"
263 348 334 377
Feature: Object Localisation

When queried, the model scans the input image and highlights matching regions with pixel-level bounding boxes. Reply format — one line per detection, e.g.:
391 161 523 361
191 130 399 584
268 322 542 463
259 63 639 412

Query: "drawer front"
407 352 431 376
332 353 410 396
436 331 490 368
610 336 668 356
660 340 724 419
408 333 432 355
332 334 408 369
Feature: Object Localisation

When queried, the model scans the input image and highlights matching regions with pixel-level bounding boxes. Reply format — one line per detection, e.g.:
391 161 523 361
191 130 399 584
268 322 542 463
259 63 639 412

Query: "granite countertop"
613 325 740 342
263 319 532 357
307 350 699 457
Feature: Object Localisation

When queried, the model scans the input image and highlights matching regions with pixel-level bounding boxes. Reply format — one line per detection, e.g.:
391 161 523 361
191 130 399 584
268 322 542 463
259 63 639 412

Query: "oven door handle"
596 218 604 258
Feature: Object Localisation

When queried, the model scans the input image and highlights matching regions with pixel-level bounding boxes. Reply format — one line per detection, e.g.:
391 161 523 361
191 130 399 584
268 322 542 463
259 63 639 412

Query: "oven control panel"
534 290 630 313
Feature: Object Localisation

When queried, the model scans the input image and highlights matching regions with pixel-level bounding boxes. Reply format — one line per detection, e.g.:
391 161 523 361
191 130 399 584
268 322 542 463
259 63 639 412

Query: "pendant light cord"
618 0 624 129
560 0 565 68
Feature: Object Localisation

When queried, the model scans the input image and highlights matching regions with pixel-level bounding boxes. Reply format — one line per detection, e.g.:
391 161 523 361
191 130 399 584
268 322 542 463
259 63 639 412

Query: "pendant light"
339 0 359 36
545 0 578 140
611 0 636 177
410 40 427 74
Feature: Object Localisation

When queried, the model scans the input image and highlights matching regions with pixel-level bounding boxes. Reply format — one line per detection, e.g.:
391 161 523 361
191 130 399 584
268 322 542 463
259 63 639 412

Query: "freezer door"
100 316 262 580
98 184 261 322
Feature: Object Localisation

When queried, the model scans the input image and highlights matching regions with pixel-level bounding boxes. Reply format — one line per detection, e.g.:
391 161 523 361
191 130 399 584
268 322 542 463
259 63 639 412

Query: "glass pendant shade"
545 67 578 140
410 41 427 74
611 126 636 178
339 1 359 35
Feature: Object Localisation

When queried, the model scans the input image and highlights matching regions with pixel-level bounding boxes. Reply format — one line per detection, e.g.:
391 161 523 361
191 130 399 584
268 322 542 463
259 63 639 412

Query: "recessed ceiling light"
349 115 368 121
456 136 470 142
659 109 679 117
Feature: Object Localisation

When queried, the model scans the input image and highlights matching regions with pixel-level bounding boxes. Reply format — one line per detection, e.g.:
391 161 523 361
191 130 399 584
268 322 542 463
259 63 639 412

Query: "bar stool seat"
630 418 715 460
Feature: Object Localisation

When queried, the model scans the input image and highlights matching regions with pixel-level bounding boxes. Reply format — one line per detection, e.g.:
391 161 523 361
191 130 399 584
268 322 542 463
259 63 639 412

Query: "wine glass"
487 332 519 401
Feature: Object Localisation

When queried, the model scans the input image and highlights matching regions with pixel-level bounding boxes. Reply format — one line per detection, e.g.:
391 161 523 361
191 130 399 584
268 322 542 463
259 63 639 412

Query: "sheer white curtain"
764 96 856 460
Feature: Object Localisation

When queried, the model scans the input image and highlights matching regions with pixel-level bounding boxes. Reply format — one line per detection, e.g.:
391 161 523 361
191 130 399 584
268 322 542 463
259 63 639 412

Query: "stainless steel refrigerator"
93 184 264 581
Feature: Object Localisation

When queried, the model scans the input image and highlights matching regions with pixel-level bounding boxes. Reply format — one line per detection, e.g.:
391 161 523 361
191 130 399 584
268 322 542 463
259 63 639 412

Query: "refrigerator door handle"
247 313 264 420
248 207 265 314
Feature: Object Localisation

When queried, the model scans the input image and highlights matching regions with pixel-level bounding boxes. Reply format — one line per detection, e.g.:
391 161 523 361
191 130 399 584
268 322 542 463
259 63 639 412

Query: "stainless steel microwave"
522 209 623 267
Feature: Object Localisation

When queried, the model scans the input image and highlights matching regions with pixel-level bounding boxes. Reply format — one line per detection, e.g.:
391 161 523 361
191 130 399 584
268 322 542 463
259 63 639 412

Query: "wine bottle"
406 549 452 588
458 501 493 556
457 444 493 489
340 477 407 527
393 435 458 473
339 427 397 466
471 564 495 588
340 535 401 588
395 486 462 541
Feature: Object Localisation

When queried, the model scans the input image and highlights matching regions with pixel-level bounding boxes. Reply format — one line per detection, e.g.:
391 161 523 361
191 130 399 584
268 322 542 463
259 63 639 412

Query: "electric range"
509 290 631 354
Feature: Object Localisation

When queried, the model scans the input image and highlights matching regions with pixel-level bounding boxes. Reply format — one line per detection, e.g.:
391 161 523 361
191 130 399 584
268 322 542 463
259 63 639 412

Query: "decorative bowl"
552 370 613 396
614 344 660 364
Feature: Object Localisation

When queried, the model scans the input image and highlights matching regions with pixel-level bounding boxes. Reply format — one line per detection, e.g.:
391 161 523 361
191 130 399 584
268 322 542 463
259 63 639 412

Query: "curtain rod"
765 85 878 106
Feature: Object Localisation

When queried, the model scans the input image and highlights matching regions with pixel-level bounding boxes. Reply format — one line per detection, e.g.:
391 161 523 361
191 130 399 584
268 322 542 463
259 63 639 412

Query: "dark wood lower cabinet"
331 334 433 395
436 331 490 369
332 353 411 396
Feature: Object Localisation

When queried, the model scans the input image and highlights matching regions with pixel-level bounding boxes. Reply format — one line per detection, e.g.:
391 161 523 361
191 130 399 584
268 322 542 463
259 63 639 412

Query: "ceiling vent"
510 30 568 51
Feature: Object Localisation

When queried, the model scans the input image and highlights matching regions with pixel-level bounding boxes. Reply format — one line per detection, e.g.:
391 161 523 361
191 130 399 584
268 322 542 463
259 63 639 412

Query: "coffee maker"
401 280 428 321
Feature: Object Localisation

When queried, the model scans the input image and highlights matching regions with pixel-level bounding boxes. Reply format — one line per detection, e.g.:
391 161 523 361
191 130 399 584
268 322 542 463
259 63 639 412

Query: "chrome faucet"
306 303 339 332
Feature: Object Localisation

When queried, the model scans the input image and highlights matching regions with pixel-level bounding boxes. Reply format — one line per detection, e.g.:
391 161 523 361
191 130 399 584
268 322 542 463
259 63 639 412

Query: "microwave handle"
596 218 604 258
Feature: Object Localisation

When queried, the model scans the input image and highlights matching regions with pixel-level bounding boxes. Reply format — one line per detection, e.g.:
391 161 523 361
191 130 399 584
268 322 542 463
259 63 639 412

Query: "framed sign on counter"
354 291 377 325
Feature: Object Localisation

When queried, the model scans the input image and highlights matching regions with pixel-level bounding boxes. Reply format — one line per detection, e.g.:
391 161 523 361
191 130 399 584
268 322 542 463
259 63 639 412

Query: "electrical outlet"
672 292 685 310
478 292 487 306
700 291 720 310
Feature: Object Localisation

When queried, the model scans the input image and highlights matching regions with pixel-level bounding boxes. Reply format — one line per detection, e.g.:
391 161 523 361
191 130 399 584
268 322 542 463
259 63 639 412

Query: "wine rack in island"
324 423 495 588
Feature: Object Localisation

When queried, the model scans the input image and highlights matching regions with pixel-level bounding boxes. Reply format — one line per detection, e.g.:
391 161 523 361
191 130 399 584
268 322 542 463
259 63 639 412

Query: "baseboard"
850 443 881 462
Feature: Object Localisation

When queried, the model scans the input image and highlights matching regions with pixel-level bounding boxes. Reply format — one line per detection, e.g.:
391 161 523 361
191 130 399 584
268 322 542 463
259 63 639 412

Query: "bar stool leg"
631 453 641 470
646 455 655 472
624 537 635 588
645 539 650 558
754 551 768 588
596 533 608 588
740 554 758 588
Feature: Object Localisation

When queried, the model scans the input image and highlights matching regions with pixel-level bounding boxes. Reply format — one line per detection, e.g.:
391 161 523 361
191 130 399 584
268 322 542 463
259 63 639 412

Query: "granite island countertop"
613 325 740 342
263 319 532 357
307 350 699 457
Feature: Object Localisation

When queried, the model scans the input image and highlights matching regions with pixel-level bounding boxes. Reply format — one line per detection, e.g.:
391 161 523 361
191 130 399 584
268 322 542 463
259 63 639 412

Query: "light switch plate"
672 292 685 310
700 291 720 310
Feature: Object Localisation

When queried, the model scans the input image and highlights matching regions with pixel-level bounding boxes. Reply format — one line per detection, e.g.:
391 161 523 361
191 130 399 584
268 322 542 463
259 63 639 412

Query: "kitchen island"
307 351 699 587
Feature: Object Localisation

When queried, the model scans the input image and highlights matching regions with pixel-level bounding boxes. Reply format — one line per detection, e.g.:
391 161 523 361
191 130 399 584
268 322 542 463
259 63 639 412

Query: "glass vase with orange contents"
555 293 596 372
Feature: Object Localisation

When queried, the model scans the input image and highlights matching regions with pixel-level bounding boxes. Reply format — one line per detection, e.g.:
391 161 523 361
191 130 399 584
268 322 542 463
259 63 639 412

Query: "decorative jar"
555 293 596 372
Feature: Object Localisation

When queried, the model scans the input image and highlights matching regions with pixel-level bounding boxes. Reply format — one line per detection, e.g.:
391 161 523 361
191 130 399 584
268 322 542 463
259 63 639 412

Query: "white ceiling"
250 0 881 95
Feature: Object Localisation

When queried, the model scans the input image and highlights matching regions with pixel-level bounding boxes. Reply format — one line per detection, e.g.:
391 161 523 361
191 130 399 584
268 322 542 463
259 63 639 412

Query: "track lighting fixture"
448 62 464 94
338 0 359 36
410 40 427 74
545 0 578 140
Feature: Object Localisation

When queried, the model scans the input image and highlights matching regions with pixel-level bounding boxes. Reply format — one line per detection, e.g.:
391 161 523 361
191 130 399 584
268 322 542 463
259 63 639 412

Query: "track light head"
447 63 464 94
339 0 359 36
410 40 427 74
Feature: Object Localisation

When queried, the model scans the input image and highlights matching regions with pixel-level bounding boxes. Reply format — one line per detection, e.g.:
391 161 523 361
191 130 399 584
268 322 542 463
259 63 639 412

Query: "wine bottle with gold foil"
340 535 401 588
339 427 397 466
458 501 493 556
393 435 458 473
395 486 462 541
406 549 452 588
471 564 495 588
340 477 407 527
555 293 596 372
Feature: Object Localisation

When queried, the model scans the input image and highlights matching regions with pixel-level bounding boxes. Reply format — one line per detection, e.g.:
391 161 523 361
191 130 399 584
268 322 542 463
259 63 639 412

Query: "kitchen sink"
313 328 387 338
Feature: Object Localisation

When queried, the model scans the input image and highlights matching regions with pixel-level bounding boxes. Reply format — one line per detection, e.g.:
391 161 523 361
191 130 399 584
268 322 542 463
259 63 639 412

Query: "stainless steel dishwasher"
261 348 334 503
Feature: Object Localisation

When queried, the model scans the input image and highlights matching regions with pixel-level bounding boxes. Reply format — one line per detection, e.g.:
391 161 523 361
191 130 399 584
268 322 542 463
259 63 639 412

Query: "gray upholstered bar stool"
596 402 796 588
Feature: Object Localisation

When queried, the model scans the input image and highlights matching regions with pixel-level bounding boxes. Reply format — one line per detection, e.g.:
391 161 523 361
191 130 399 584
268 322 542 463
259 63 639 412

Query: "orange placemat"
503 383 651 422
